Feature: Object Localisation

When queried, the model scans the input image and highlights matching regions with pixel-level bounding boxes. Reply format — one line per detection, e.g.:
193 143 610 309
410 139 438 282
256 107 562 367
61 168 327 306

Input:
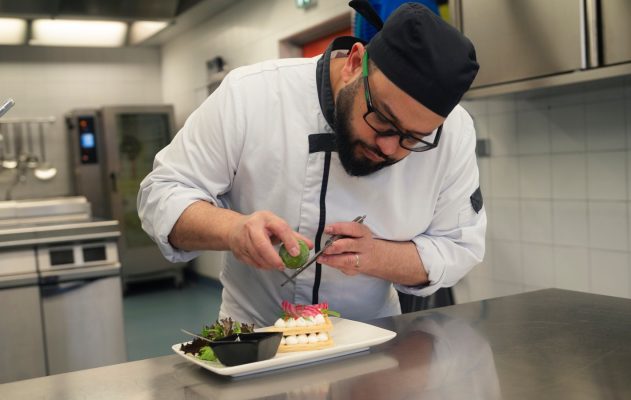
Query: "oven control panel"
36 240 119 272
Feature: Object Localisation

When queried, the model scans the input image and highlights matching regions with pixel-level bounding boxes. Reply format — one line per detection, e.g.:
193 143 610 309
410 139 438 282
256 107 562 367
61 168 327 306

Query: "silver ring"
355 254 360 268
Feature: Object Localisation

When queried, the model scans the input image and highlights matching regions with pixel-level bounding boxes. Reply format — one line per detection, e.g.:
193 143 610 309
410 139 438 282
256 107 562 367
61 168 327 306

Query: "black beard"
333 79 397 177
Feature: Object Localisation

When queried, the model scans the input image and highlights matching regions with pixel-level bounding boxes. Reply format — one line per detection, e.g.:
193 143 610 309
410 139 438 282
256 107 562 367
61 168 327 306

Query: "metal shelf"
464 62 631 99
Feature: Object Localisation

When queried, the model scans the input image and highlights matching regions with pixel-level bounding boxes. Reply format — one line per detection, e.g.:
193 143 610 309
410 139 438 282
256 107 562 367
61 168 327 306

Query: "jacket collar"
316 36 366 131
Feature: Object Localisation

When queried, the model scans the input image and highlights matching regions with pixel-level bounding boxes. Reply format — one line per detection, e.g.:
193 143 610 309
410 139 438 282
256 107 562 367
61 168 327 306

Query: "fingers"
318 220 373 276
248 228 286 270
229 211 311 271
324 220 367 238
317 253 361 276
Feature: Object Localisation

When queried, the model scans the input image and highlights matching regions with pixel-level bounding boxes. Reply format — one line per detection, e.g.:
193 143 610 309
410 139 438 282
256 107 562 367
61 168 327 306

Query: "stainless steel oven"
0 197 127 383
65 106 184 289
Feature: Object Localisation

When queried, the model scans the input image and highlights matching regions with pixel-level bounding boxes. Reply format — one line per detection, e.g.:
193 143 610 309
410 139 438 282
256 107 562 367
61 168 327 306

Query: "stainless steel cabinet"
41 273 126 375
0 284 46 383
461 0 584 88
0 247 45 384
601 0 631 65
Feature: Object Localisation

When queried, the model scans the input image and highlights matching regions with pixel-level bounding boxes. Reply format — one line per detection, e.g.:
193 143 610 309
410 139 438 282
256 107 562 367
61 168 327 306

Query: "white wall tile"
490 157 519 198
554 247 590 292
587 151 627 201
490 280 526 298
588 201 628 251
492 241 523 283
522 243 555 288
461 276 496 302
478 158 492 198
462 99 487 117
580 83 625 103
469 239 493 279
487 95 516 114
585 100 626 151
551 153 587 200
553 201 589 247
626 99 631 148
519 155 551 199
589 250 630 298
515 95 548 112
520 200 552 243
473 114 490 140
488 113 517 156
517 109 550 155
549 104 586 153
544 88 583 107
489 200 520 241
628 202 631 253
453 278 471 303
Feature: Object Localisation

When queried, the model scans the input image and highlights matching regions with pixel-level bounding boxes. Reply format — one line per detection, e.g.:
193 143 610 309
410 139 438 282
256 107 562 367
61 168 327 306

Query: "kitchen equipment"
66 106 184 288
0 98 14 118
281 215 366 286
1 122 18 169
0 196 126 383
24 122 39 168
34 121 57 181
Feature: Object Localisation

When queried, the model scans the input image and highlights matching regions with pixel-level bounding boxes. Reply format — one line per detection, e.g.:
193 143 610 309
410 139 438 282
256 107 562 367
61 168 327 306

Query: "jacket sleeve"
137 73 244 262
395 109 486 296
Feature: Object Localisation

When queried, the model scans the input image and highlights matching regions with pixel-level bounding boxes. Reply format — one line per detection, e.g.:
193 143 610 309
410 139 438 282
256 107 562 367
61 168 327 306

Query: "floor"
123 275 223 361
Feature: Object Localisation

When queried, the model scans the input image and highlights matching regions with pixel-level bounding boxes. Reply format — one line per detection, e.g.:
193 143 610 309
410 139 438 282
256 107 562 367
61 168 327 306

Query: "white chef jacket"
138 37 486 327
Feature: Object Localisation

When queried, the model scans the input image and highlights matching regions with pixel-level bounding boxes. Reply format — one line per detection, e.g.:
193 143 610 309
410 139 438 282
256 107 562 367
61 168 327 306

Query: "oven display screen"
80 132 95 149
78 116 98 164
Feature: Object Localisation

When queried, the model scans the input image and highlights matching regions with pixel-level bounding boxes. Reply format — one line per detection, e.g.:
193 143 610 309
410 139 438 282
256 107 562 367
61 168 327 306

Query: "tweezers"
280 215 366 287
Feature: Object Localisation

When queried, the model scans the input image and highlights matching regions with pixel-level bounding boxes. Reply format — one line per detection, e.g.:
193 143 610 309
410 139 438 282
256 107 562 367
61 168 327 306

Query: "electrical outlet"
476 139 490 157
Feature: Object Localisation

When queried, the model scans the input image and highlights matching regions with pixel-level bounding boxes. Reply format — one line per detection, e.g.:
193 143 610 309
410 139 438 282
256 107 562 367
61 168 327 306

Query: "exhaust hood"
0 0 222 46
0 0 203 20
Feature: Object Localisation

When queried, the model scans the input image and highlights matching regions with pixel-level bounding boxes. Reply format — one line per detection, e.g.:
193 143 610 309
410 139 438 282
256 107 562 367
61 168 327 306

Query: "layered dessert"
265 301 336 353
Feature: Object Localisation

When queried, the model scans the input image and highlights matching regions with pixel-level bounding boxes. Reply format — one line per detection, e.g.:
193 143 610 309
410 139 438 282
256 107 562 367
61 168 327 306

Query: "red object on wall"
302 27 352 58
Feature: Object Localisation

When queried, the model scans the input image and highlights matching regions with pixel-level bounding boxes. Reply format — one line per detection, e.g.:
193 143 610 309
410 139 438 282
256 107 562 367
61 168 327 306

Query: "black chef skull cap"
366 2 479 117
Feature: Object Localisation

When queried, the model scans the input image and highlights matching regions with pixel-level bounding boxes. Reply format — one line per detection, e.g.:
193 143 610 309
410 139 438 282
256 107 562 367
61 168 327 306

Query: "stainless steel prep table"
1 288 630 399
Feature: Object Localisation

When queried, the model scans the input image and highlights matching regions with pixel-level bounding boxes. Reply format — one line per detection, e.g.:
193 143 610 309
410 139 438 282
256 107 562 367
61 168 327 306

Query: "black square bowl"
209 332 283 366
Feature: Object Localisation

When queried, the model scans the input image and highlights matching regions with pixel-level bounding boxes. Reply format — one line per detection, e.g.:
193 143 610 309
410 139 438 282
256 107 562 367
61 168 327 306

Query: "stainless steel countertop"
1 288 630 400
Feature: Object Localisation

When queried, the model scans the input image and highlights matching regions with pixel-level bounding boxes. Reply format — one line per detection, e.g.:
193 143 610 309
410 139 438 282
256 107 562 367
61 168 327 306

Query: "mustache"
357 142 394 163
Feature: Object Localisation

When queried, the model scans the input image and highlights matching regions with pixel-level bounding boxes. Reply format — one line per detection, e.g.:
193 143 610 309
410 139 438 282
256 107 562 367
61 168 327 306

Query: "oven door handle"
0 273 39 289
38 263 121 285
40 280 91 297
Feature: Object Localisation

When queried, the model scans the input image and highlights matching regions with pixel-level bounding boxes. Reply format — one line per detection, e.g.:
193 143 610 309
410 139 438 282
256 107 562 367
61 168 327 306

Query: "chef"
138 2 485 326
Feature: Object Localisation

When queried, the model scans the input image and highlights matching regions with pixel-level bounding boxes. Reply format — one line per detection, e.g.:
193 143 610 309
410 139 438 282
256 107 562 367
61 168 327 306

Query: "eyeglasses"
362 52 442 152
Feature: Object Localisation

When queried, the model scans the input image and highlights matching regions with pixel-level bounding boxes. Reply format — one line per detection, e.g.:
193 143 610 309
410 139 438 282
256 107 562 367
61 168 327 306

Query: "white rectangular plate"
171 317 397 377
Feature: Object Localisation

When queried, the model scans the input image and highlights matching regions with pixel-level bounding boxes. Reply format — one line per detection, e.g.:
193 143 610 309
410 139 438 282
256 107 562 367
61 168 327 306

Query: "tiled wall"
455 78 631 303
0 46 162 199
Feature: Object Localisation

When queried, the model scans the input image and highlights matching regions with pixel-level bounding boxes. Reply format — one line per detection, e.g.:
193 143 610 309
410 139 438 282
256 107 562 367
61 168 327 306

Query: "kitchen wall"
455 78 631 303
161 0 349 128
0 46 162 200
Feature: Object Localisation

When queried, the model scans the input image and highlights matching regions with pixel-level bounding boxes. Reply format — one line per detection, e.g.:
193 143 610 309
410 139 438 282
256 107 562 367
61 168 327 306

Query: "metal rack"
0 98 58 199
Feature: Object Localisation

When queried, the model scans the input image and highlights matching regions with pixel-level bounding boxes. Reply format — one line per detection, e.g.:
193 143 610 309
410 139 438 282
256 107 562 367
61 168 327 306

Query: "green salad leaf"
180 317 255 362
198 346 217 362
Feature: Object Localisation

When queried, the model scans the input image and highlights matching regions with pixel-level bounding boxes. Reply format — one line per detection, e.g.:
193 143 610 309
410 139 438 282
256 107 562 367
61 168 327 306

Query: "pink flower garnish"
281 301 328 319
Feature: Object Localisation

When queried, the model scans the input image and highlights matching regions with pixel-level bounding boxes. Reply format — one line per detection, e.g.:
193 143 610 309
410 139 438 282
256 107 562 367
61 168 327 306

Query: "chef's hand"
317 220 375 276
228 211 313 271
